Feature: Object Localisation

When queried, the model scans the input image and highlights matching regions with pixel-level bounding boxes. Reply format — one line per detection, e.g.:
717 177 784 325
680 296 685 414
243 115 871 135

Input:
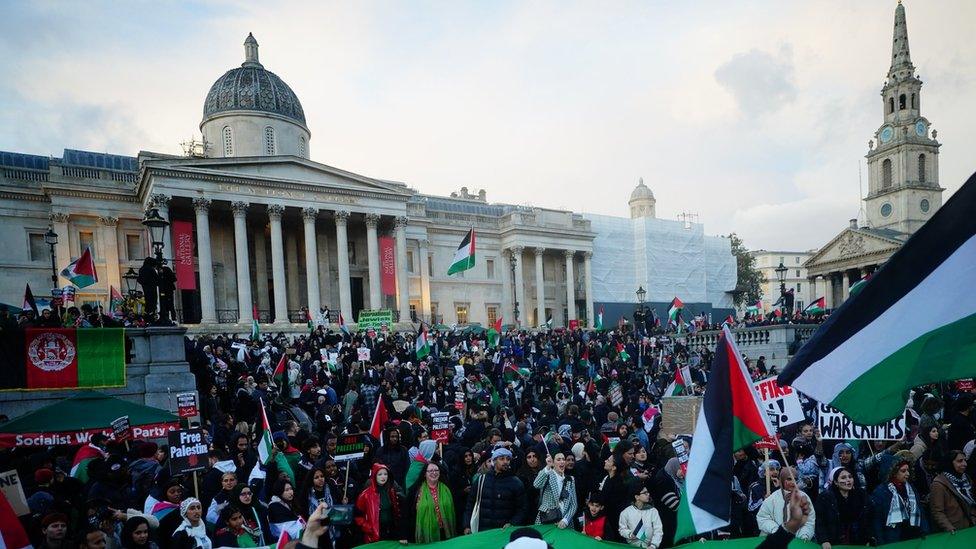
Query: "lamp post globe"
44 226 59 286
141 207 169 261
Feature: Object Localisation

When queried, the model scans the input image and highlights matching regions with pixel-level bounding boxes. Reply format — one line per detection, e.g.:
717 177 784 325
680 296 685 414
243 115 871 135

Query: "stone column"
253 227 270 314
824 274 834 310
841 270 851 302
285 227 300 312
511 246 525 327
564 250 576 326
365 213 382 309
394 216 410 322
501 247 513 324
334 211 352 321
193 198 216 323
49 213 71 283
583 251 594 328
302 208 321 316
148 193 171 260
418 239 431 320
534 247 546 327
267 204 288 324
231 202 253 323
97 216 121 292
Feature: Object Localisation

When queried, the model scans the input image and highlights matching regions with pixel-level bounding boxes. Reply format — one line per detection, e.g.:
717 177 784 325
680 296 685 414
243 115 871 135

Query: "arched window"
264 127 276 155
918 154 926 182
899 94 906 110
911 93 917 109
888 98 894 114
222 126 233 157
299 136 306 158
882 158 892 189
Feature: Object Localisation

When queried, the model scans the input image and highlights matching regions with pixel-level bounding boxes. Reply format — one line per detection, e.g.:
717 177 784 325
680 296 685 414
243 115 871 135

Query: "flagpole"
763 449 771 497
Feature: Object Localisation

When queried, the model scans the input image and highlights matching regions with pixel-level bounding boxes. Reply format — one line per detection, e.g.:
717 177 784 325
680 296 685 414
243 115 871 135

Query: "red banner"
0 421 179 449
379 236 396 296
172 220 196 290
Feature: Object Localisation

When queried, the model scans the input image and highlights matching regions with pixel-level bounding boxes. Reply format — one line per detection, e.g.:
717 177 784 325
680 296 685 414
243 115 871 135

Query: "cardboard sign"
754 436 779 450
334 433 367 462
753 377 805 428
177 392 198 418
454 391 465 410
817 403 908 441
0 469 29 516
958 379 975 392
357 347 371 362
168 428 209 475
111 415 131 441
609 382 623 407
661 396 702 436
431 411 451 443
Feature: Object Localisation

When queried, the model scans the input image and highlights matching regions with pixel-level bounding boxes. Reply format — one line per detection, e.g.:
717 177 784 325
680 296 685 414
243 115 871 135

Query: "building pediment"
804 227 904 273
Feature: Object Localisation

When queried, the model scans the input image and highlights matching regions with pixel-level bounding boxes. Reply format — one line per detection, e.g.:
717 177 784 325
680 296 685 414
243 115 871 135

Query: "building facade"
0 35 735 330
804 2 944 308
750 249 817 312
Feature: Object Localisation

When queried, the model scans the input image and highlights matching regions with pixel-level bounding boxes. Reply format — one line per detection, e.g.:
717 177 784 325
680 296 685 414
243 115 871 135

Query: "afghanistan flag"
447 229 476 275
779 171 976 425
675 326 774 542
415 323 431 359
595 306 604 330
668 297 684 324
5 328 126 390
59 246 98 288
803 297 825 315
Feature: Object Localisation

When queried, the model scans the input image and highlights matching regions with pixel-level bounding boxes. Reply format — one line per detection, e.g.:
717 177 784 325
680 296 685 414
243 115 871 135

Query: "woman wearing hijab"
599 455 630 543
120 516 158 549
869 458 928 544
170 498 212 549
400 462 457 544
213 506 259 548
516 448 544 512
405 440 439 489
825 443 866 490
815 467 869 547
757 466 816 541
650 457 684 548
230 484 268 545
448 449 478 533
354 463 402 543
533 453 577 528
267 480 303 539
929 450 976 533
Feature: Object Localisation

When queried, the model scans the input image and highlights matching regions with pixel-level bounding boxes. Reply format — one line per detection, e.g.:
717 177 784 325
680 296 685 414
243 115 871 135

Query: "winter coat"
757 489 816 541
929 474 976 532
868 482 929 544
354 464 402 543
813 487 869 544
462 468 527 531
532 468 577 525
617 504 664 549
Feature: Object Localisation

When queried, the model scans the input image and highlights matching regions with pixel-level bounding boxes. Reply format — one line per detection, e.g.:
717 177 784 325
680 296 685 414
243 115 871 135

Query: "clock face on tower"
915 121 926 137
880 126 894 143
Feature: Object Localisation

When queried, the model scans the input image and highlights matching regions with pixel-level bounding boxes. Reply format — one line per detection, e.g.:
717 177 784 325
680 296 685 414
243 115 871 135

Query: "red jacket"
584 514 607 539
355 463 400 543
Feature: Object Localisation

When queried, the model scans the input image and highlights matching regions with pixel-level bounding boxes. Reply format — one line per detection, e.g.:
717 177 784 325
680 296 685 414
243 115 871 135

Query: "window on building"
79 230 96 258
299 136 306 158
882 158 892 189
486 258 495 279
918 154 926 183
543 261 554 282
899 94 906 110
455 303 469 324
888 97 894 114
409 303 417 321
487 305 498 326
264 127 276 155
125 234 143 261
428 253 433 275
406 250 415 274
796 282 802 292
223 126 233 157
347 240 356 264
795 256 800 264
430 302 438 321
795 269 800 277
28 233 46 261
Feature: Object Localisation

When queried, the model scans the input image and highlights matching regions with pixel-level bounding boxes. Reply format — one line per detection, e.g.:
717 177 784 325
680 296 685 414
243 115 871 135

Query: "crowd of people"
4 319 976 549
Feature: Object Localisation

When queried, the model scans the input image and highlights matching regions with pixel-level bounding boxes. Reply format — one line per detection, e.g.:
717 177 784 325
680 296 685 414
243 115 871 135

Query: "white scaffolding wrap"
584 213 736 307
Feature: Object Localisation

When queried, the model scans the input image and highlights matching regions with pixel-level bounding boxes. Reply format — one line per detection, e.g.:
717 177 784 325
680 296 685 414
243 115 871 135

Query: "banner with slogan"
168 428 210 475
0 328 125 390
0 421 178 449
753 377 805 428
172 219 196 290
379 236 396 296
334 433 367 462
357 309 394 330
817 403 908 441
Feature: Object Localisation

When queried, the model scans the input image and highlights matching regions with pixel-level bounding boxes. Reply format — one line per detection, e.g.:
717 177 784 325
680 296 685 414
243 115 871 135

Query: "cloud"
714 47 798 117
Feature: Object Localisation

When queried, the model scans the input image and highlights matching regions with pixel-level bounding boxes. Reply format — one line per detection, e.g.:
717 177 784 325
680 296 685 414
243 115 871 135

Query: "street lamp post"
635 286 647 333
122 267 139 299
141 207 169 262
509 252 520 327
775 261 788 318
44 227 59 287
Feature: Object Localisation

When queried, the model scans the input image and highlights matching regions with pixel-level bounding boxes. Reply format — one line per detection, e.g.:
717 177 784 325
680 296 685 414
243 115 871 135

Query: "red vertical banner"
379 236 396 297
25 328 80 389
172 220 196 290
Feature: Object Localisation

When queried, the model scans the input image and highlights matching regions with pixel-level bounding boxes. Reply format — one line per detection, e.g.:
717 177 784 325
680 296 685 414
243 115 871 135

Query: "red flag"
272 354 287 388
275 530 291 549
0 490 31 549
370 397 389 446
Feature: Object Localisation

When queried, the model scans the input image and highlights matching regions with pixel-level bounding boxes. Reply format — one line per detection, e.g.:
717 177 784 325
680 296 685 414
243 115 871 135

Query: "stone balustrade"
686 324 820 372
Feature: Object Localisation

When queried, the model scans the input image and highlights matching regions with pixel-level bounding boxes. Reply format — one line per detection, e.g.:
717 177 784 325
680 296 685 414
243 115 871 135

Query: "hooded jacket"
374 430 410 487
355 464 401 543
462 466 527 531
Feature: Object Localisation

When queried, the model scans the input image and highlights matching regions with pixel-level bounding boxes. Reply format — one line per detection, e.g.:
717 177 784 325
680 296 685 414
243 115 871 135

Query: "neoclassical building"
0 34 735 330
804 2 944 308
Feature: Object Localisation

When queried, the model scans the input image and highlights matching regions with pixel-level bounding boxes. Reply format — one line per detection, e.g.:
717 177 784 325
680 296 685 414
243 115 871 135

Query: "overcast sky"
1 0 974 251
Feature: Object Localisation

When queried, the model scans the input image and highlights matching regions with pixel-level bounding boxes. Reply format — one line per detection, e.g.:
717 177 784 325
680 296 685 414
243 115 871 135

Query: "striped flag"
59 246 98 288
595 306 604 330
415 322 430 359
665 366 692 396
668 297 684 325
779 171 976 425
674 326 774 542
22 283 38 316
71 442 107 482
0 490 31 549
109 286 124 319
251 304 260 340
803 297 825 315
338 312 350 336
447 229 476 275
370 397 389 446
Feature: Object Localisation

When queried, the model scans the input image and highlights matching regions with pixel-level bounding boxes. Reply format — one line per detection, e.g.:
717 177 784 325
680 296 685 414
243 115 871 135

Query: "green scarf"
415 482 456 543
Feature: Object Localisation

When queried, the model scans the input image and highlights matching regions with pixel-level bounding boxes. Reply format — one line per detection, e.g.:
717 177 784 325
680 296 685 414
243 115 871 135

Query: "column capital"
394 216 409 229
418 238 430 249
50 212 70 224
267 203 285 220
563 249 575 259
97 216 119 226
302 207 318 221
231 201 250 217
334 210 350 225
364 213 381 228
534 247 547 256
148 193 171 208
509 245 524 255
192 197 212 213
582 251 593 259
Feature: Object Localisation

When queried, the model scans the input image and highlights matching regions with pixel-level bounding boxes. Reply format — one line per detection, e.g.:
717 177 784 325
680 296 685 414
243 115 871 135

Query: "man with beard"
374 427 409 487
463 447 527 533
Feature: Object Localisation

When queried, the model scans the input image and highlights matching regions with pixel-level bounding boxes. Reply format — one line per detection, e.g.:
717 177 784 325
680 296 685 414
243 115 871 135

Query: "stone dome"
202 33 306 127
629 178 655 202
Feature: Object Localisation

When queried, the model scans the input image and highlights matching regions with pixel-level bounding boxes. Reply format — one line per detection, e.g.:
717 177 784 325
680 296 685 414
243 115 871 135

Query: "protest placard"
431 412 451 443
111 415 131 441
357 347 371 362
0 469 28 516
334 433 367 462
168 429 209 475
177 392 198 418
357 310 394 330
817 403 907 440
753 377 805 427
454 391 465 410
661 396 702 436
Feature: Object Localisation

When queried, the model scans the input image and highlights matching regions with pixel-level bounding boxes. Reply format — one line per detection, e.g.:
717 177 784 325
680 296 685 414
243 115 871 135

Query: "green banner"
357 309 394 329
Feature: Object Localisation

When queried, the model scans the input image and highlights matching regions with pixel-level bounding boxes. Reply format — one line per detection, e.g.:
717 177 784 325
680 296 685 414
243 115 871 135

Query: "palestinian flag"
109 286 124 319
722 314 735 327
415 323 431 359
447 229 476 275
370 397 389 446
745 300 762 316
595 306 604 330
0 490 31 549
70 442 107 483
616 342 630 362
338 312 350 335
272 354 288 394
849 273 872 297
675 326 774 542
665 366 690 397
487 316 502 348
779 171 976 425
59 246 98 288
504 364 531 384
803 297 825 315
251 304 260 340
668 297 684 324
23 283 38 316
10 328 126 390
257 398 275 466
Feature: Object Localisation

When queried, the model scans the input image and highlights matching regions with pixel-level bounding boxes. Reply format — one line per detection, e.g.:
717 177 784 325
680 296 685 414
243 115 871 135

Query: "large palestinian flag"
415 323 431 359
447 229 476 275
60 246 98 288
779 171 976 425
668 297 684 324
0 328 126 390
675 326 773 542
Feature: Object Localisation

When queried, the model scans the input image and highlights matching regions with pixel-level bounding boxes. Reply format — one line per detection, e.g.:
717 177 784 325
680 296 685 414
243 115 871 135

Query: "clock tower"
864 1 943 234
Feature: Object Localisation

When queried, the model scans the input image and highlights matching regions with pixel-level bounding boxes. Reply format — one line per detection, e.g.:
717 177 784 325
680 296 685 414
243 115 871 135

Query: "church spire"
243 33 261 68
889 1 913 77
